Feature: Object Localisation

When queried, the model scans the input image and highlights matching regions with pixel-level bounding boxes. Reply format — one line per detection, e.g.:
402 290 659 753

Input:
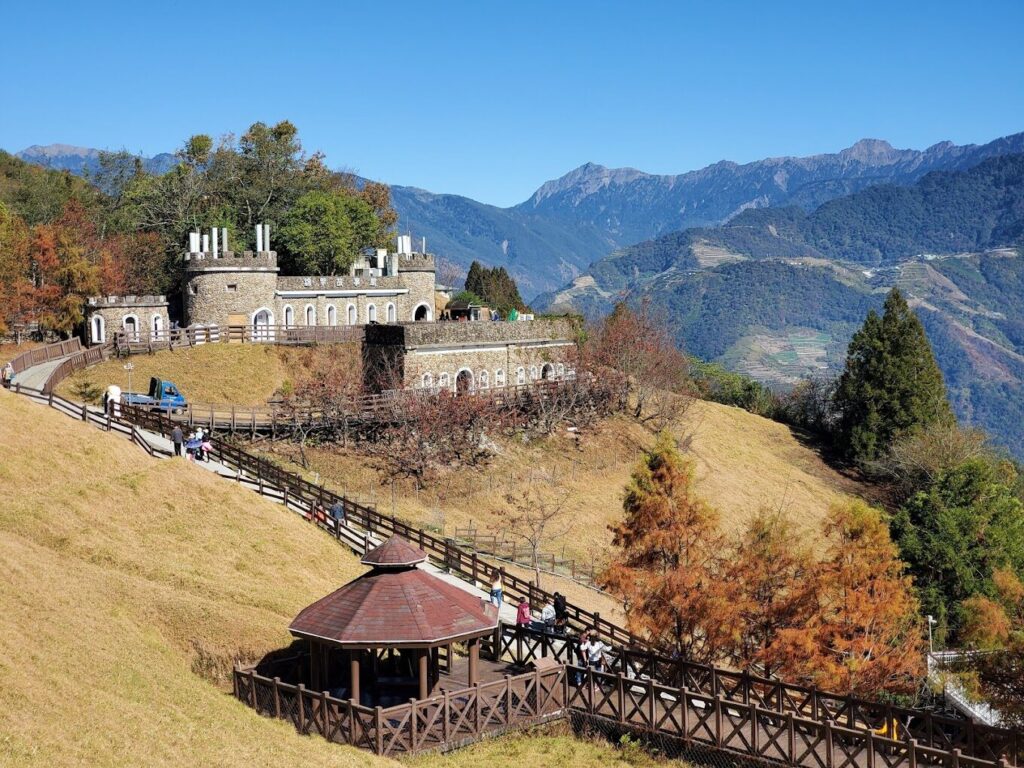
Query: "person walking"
516 597 531 627
553 591 568 634
171 425 183 457
490 574 503 608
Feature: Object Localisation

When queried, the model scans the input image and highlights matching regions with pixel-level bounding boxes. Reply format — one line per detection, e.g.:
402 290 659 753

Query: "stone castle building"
86 227 576 393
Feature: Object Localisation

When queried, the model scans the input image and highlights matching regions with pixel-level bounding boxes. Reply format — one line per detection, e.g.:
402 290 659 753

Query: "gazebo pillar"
349 651 361 705
468 637 480 686
418 648 429 699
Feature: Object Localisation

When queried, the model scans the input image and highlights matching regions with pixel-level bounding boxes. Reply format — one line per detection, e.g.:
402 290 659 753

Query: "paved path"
14 356 67 391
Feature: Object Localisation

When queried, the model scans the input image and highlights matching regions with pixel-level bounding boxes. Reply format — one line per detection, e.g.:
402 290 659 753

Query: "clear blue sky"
2 0 1022 207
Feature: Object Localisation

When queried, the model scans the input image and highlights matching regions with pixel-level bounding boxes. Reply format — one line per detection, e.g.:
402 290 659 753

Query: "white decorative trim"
276 288 408 298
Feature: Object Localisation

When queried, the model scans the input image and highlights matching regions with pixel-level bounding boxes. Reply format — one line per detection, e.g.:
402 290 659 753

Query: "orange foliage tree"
726 510 819 677
771 500 924 697
603 431 731 662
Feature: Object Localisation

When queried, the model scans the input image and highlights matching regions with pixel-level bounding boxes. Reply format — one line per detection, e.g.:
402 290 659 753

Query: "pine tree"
770 500 924 697
834 287 952 464
602 431 731 662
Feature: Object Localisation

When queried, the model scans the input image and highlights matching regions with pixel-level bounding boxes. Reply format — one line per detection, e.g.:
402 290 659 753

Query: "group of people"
513 592 609 674
170 425 212 462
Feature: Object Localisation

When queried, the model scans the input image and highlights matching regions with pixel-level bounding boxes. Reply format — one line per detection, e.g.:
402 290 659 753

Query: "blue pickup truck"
122 377 187 413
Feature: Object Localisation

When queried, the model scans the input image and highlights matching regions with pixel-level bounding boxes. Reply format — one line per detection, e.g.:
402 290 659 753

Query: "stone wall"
363 319 578 392
85 296 169 345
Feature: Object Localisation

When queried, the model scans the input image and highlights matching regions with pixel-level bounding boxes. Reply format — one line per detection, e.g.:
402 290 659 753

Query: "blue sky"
2 0 1022 206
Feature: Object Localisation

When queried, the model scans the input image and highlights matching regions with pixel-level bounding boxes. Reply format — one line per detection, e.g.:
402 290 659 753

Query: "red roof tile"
290 538 498 647
360 535 428 568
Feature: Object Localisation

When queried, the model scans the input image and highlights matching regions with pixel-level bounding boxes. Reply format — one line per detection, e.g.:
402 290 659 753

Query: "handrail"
7 366 1022 765
4 338 82 376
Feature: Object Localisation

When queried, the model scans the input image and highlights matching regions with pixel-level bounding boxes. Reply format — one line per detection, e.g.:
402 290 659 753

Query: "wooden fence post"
714 694 724 748
322 690 330 737
374 706 383 754
249 670 257 709
274 677 281 718
750 703 760 755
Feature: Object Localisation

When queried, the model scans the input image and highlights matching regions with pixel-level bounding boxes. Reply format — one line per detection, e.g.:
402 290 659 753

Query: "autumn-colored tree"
0 203 32 337
603 431 730 662
771 500 924 697
726 510 819 677
588 301 690 428
960 596 1012 650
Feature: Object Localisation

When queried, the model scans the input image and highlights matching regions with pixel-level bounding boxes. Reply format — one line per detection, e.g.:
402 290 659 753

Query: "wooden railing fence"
233 661 566 756
6 339 1022 767
6 338 82 375
453 524 602 587
108 324 365 355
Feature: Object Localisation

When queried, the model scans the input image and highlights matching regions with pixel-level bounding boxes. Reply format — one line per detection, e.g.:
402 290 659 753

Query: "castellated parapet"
363 318 579 393
85 295 170 346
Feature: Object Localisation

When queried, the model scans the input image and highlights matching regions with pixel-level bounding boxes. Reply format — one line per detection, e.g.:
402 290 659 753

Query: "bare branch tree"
500 478 573 589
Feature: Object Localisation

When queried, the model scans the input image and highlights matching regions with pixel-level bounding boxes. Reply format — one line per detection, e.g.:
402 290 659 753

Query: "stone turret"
85 295 169 346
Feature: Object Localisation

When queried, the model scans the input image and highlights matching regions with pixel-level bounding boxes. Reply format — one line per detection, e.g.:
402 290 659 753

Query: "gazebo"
289 535 499 705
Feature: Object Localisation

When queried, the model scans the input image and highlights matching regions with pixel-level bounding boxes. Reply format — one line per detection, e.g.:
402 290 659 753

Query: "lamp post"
927 614 937 654
123 362 134 396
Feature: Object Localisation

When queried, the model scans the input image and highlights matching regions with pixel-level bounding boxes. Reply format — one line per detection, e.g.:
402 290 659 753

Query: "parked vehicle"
121 377 187 413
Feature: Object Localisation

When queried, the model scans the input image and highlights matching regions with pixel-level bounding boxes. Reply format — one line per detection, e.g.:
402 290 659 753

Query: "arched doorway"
413 303 431 322
91 315 105 345
152 315 163 340
252 308 274 341
541 363 554 380
455 369 473 394
123 315 139 341
387 303 396 323
347 304 357 325
284 306 294 328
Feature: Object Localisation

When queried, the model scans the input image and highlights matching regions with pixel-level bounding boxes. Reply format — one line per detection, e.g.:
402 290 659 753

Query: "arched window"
347 304 357 325
326 305 337 326
438 372 450 389
413 303 432 322
305 304 316 326
456 369 473 394
152 315 163 340
123 315 139 341
529 365 538 381
387 303 396 323
367 304 377 323
541 363 554 380
91 315 105 345
516 367 526 386
557 363 565 378
421 372 433 389
283 305 294 328
478 370 489 389
495 368 505 388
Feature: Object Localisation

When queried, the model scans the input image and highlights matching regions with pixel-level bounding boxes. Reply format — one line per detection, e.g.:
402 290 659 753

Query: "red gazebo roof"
360 535 428 568
289 536 498 648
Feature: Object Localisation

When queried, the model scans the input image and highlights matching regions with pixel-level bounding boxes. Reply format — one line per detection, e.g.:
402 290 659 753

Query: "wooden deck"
436 656 527 693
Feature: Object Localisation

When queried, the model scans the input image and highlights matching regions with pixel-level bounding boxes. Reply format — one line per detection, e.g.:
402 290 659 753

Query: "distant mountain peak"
837 138 901 164
528 162 653 206
18 143 100 159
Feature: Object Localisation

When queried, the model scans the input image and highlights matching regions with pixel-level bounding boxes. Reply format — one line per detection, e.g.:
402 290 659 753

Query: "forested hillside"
539 156 1024 459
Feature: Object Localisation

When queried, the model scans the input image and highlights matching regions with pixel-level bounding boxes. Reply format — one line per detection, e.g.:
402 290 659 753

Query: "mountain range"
536 154 1024 459
14 144 177 178
17 133 1024 298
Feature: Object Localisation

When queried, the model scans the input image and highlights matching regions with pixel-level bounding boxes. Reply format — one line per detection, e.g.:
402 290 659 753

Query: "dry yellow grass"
0 388 386 768
54 343 356 405
259 399 867 569
412 724 671 768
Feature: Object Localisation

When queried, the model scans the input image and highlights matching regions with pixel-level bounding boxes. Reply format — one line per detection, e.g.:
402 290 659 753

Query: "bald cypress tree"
834 288 952 464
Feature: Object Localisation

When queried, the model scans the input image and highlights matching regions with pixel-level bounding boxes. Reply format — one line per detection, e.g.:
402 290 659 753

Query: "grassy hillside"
56 344 359 405
0 388 380 767
0 388 686 766
258 399 866 565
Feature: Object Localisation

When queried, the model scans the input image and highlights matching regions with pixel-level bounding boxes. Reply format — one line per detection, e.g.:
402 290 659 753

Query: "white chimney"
421 236 426 254
188 232 198 252
263 224 270 251
221 227 228 252
211 227 219 259
255 224 263 253
201 233 209 253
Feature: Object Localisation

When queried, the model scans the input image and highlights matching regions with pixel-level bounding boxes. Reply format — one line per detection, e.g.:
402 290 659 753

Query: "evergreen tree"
602 431 732 662
833 287 952 464
892 457 1024 643
462 260 527 315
